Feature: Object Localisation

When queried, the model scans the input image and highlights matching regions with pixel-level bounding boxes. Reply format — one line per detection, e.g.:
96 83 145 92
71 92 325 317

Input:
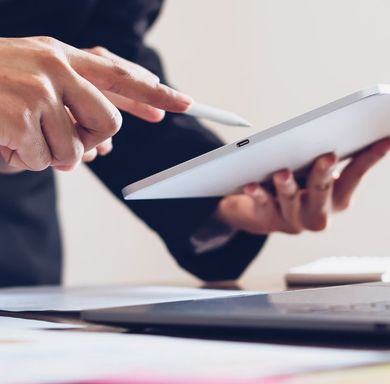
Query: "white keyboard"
286 256 390 286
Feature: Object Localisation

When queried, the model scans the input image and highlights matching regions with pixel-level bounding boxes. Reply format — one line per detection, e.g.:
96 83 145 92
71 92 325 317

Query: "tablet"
123 84 390 200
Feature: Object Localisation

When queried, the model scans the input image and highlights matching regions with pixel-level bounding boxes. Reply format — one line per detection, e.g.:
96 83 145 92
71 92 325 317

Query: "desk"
2 279 390 384
0 276 379 348
207 273 286 292
0 276 286 335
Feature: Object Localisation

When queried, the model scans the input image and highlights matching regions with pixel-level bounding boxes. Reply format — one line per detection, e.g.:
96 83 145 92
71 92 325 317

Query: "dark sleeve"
87 111 267 281
82 1 268 281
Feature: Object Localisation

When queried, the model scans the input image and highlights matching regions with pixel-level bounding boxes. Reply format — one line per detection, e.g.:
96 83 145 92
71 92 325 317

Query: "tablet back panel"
123 85 390 200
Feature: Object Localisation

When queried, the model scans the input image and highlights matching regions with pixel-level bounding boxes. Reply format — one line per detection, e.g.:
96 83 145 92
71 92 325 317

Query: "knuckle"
25 76 57 107
280 190 299 201
36 156 51 171
34 35 58 46
105 109 122 136
106 63 134 94
5 107 53 172
19 107 35 128
61 141 83 166
37 48 67 71
31 46 70 77
112 61 131 78
31 140 52 171
147 83 170 104
12 107 36 139
223 196 240 213
89 46 108 56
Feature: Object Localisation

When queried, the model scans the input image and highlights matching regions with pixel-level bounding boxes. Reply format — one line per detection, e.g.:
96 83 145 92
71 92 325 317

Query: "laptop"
82 282 390 337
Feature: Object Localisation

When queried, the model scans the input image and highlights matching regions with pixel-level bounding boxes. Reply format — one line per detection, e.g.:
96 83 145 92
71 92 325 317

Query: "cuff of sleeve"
190 213 237 254
173 231 268 282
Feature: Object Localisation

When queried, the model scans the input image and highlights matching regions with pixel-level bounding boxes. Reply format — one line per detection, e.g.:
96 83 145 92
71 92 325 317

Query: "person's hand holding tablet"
216 138 390 235
3 35 388 240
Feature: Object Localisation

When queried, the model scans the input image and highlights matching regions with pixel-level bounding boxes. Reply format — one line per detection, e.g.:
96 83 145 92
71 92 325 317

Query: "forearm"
87 108 267 280
82 8 267 279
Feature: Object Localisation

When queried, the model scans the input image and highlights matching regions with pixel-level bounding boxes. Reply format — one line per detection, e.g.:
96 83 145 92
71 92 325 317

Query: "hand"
0 37 192 173
83 47 171 123
216 138 390 235
81 47 179 163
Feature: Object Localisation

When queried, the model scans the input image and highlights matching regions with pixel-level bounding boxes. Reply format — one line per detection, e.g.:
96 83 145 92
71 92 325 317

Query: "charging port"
237 139 250 148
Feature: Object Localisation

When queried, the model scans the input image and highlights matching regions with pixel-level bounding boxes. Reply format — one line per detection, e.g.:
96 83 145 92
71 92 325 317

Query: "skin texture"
0 37 192 173
216 138 390 235
81 47 168 163
0 38 388 238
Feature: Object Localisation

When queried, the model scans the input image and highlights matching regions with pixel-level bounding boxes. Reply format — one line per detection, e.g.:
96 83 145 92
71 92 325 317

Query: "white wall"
60 0 390 286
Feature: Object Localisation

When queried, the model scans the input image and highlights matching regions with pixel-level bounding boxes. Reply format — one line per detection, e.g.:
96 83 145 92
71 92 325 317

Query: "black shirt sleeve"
79 0 268 281
87 111 267 281
85 69 267 280
0 0 267 283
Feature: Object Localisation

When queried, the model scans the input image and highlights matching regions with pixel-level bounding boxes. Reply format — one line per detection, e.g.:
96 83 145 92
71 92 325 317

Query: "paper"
80 374 286 384
0 316 82 330
0 285 251 312
288 364 390 384
0 328 388 384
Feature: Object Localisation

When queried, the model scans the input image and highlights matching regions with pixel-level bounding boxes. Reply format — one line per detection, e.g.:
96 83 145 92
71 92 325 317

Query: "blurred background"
59 0 390 286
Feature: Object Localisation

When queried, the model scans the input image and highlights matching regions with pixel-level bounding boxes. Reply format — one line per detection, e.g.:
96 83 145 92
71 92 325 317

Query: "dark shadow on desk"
124 325 390 350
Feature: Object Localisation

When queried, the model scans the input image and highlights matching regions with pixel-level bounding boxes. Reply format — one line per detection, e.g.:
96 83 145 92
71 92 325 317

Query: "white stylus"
184 102 252 127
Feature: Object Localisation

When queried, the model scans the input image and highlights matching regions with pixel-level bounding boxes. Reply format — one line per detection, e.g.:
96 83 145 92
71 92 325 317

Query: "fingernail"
244 183 258 195
168 87 193 109
275 170 291 185
176 91 193 109
321 153 337 171
158 84 194 111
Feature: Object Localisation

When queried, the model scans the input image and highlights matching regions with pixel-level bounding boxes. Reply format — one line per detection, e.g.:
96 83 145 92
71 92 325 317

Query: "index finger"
83 47 160 84
65 45 193 112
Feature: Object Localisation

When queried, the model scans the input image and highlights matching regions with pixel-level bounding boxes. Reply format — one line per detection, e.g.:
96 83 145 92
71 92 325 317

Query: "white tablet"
123 85 390 200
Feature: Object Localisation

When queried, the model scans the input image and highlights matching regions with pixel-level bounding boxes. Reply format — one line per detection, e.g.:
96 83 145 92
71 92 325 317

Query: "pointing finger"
66 45 193 112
